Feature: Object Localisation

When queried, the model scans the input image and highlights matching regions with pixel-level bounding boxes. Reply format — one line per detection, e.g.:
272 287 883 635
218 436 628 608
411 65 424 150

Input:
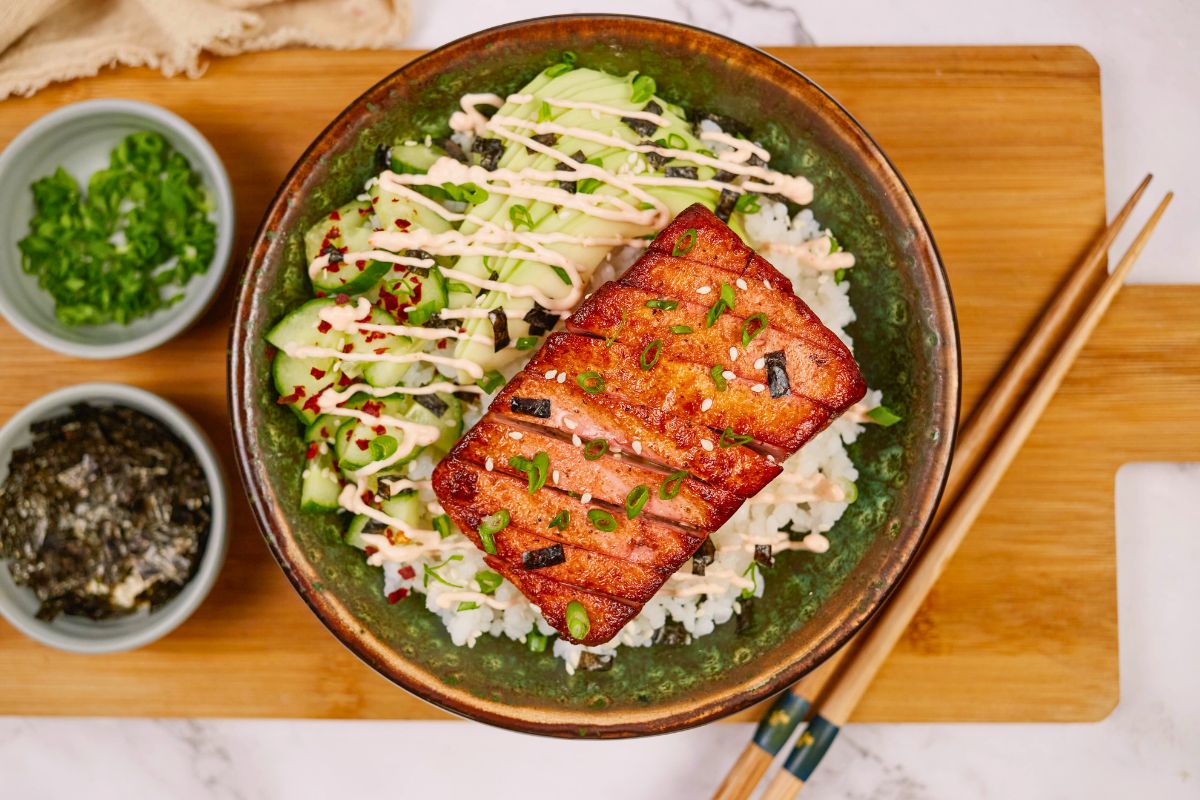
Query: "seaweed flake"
488 308 510 352
415 393 449 418
471 137 504 170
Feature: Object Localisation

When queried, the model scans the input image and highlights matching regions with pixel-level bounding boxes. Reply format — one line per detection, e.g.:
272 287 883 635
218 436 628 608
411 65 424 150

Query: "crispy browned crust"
493 372 782 497
432 204 867 645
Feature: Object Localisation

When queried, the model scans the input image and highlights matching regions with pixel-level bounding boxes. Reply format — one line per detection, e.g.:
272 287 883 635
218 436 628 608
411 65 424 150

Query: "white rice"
369 195 884 671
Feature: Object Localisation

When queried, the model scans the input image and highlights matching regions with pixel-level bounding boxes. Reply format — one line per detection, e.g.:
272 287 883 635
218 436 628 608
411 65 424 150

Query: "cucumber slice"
343 489 425 549
305 414 343 443
301 448 343 512
312 257 391 295
266 298 342 351
405 266 448 326
390 142 445 174
333 395 415 474
272 352 336 424
364 335 423 388
404 393 464 456
303 200 374 263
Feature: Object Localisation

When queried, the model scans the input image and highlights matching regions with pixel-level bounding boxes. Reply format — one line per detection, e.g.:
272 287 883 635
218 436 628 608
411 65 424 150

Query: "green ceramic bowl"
230 15 958 737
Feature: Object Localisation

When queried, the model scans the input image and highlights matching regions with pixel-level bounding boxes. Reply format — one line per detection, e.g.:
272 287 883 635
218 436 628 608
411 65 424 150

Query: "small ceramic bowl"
0 99 235 359
0 382 229 653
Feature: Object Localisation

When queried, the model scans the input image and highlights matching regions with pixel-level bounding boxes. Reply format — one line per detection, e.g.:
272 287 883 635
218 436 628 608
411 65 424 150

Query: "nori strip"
321 242 344 264
521 543 565 570
526 132 560 153
471 137 504 170
523 303 559 335
754 544 775 568
764 351 791 398
0 403 210 621
488 308 510 352
665 165 698 180
510 397 551 419
714 188 738 222
439 137 469 164
652 620 692 646
414 393 449 418
642 142 670 171
374 144 392 173
621 101 662 138
692 536 716 576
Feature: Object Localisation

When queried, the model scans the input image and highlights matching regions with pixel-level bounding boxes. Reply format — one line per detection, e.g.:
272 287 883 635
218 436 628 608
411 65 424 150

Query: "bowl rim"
0 98 235 360
0 381 230 654
230 13 960 737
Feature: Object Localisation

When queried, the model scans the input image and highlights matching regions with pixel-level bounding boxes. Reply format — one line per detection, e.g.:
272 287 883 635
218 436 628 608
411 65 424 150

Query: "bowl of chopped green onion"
0 99 234 359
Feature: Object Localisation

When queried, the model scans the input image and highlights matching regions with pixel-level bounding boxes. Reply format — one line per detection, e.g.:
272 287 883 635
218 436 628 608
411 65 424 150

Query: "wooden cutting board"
0 46 1194 723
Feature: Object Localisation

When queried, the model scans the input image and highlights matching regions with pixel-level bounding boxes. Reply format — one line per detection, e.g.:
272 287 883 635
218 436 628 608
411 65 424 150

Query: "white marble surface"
2 2 1198 798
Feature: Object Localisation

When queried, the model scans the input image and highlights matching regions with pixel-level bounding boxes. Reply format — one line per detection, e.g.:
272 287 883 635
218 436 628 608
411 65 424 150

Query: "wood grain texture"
0 45 1193 722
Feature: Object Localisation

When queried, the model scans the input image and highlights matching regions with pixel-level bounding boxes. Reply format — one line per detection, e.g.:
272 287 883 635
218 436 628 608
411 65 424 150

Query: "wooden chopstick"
759 189 1173 800
711 175 1155 800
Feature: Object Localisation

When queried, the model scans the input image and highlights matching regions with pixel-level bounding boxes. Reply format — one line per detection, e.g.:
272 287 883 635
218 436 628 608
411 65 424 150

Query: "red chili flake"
305 443 320 460
386 588 409 604
361 400 383 417
390 198 399 203
277 385 306 404
315 291 327 298
309 367 327 379
337 373 354 387
370 196 379 205
365 546 378 557
317 320 332 334
436 340 447 350
302 394 323 414
342 343 354 353
329 210 341 221
399 565 416 580
334 293 350 305
356 438 370 450
374 347 388 354
327 226 342 239
319 427 330 439
361 489 375 504
355 260 366 268
392 264 405 273
365 331 386 343
358 206 371 216
326 262 341 274
394 219 411 230
372 425 386 435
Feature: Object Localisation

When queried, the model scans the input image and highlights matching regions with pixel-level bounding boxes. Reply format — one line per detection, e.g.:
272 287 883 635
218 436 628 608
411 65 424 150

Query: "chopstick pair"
714 175 1171 800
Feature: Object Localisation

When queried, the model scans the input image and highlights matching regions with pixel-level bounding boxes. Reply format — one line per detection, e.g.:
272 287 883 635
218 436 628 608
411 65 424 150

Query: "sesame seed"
767 454 777 463
722 370 736 380
700 439 714 451
632 440 642 455
557 372 566 383
544 369 557 380
485 457 494 471
552 470 561 483
751 384 766 393
580 492 592 504
736 278 748 290
509 431 523 440
572 434 583 447
696 285 712 295
754 357 766 369
729 346 739 361
564 417 577 430
701 398 713 412
763 279 771 289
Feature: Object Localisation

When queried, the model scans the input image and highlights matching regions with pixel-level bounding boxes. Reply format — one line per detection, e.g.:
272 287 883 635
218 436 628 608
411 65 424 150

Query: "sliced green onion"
527 629 550 652
670 325 693 335
562 50 578 65
705 299 728 328
587 508 617 532
550 265 573 285
828 233 842 253
734 192 761 214
644 298 678 311
671 227 698 257
369 434 398 461
666 132 687 150
423 555 464 588
515 335 539 350
509 204 534 230
742 313 768 347
867 405 903 427
625 485 650 519
719 426 754 448
630 74 657 104
508 451 550 494
637 201 656 210
577 177 603 194
659 469 688 500
478 510 510 554
839 480 859 504
719 281 736 309
538 100 552 121
545 62 574 78
582 438 608 460
477 369 505 393
709 364 728 392
433 514 453 539
740 563 758 599
475 569 503 594
696 147 716 158
441 182 486 203
604 311 626 348
548 509 570 530
577 371 605 394
833 268 847 283
639 339 663 370
456 601 480 611
565 600 591 640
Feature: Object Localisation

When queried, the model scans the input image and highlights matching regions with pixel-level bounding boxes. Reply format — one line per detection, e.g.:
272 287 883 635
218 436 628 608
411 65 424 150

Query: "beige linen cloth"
0 0 411 99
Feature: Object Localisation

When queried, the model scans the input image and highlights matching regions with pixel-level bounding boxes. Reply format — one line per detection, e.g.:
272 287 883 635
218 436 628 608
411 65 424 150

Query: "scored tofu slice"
484 557 639 647
453 417 743 531
433 457 701 570
567 279 863 411
525 332 832 454
493 372 782 498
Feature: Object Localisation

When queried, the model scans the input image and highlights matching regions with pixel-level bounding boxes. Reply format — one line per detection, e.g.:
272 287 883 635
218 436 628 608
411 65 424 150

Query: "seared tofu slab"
433 204 866 645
